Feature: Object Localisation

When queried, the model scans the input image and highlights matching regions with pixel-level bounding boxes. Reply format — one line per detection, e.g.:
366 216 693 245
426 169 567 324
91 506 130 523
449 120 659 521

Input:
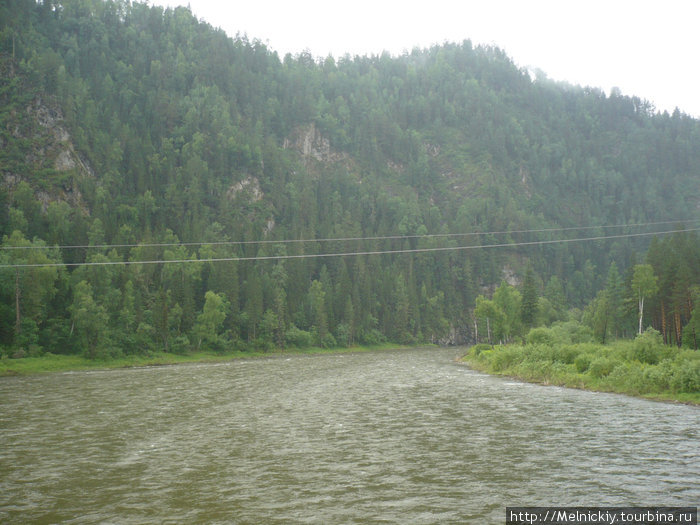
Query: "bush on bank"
463 326 700 403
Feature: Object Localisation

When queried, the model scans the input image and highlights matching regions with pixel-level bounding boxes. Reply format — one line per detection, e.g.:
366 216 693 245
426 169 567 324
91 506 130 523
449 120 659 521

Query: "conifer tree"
520 266 538 330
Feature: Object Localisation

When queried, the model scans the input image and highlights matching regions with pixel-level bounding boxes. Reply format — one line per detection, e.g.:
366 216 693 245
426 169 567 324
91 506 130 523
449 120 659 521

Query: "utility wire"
0 219 696 251
1 227 698 269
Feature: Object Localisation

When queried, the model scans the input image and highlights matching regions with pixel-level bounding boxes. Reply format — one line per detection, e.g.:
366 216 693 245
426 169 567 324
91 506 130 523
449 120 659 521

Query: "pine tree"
244 270 263 342
309 280 328 345
520 266 538 330
604 262 625 339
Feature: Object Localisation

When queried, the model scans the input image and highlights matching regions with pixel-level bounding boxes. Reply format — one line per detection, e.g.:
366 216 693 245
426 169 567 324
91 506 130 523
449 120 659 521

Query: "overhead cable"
1 227 698 269
0 219 696 251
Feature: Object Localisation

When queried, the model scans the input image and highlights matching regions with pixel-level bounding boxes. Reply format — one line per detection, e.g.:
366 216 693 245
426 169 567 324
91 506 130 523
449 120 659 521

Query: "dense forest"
1 0 699 359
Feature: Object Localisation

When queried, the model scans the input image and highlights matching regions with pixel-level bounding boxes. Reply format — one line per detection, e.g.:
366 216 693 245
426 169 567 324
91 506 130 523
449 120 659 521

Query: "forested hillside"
1 0 699 358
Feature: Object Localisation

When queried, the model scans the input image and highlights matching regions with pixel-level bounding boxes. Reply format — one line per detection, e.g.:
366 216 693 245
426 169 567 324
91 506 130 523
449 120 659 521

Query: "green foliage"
15 317 40 355
359 328 387 346
285 324 313 348
319 332 337 349
463 336 700 402
525 320 593 347
308 279 329 346
580 354 608 376
470 343 493 356
170 335 192 355
520 266 538 329
631 264 658 335
334 322 352 347
558 321 594 344
583 291 610 343
69 280 110 359
474 295 502 345
493 282 522 343
630 328 664 364
490 346 522 372
682 286 700 349
574 353 593 373
193 290 228 352
645 234 700 347
526 327 555 346
670 360 700 393
0 0 699 361
551 346 580 365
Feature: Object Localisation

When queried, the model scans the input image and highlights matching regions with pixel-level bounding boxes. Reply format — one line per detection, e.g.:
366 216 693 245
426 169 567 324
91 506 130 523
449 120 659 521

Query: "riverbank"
0 343 411 376
459 339 700 405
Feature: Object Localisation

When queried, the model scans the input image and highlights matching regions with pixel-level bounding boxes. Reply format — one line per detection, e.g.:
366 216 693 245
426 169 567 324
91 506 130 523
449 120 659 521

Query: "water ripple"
1 348 698 523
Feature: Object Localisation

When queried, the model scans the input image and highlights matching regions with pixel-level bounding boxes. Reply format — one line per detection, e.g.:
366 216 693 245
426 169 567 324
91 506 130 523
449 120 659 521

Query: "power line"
0 218 696 251
1 227 697 269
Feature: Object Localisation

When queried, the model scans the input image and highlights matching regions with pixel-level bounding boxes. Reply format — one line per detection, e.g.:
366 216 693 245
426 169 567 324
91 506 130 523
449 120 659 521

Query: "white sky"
150 0 700 118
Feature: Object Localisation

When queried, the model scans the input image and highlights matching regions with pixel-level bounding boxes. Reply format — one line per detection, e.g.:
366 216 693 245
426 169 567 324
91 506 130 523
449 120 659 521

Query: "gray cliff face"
283 123 348 164
2 97 92 213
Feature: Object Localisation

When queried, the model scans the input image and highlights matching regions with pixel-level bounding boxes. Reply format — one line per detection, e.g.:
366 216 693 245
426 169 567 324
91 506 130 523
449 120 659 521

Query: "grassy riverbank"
0 343 409 377
460 331 700 405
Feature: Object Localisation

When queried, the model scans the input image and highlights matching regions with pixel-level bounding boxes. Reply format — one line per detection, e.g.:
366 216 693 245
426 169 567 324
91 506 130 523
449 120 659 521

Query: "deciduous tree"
631 264 658 335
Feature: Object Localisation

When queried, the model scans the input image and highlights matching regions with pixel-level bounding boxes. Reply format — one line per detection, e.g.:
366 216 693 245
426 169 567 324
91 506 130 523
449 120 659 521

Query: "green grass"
460 340 700 406
0 342 409 376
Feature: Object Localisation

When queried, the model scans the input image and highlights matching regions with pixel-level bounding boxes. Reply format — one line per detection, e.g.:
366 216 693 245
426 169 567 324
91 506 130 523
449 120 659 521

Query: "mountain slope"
1 0 699 355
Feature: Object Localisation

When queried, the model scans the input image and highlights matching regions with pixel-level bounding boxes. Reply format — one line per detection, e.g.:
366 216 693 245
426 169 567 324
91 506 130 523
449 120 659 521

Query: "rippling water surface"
1 348 698 523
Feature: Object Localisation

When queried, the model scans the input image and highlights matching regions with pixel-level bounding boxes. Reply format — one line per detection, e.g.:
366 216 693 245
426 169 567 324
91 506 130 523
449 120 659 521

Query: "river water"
1 348 698 524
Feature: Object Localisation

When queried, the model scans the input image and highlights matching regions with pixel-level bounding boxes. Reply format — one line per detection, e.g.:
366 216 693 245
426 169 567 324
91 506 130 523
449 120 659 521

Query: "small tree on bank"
631 264 658 335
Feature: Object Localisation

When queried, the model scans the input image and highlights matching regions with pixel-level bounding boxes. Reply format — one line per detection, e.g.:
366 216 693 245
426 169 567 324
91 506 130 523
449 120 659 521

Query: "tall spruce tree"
521 266 538 330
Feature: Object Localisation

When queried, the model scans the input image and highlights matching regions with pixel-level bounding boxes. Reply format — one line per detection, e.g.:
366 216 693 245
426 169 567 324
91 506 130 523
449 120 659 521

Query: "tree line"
473 231 700 348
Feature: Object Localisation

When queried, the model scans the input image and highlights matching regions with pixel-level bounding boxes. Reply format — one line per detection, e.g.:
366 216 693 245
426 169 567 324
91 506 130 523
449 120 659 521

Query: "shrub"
631 328 664 364
608 362 645 394
526 327 555 346
471 343 492 356
642 361 673 392
550 361 575 379
135 322 156 353
566 322 594 344
552 345 581 364
670 360 700 393
589 357 617 378
24 344 43 357
335 323 351 347
253 337 273 352
201 335 229 354
574 353 593 373
522 344 554 363
170 335 191 355
574 342 602 356
480 349 493 361
285 325 313 348
490 346 523 372
359 328 386 346
547 320 594 344
231 339 251 352
320 332 337 349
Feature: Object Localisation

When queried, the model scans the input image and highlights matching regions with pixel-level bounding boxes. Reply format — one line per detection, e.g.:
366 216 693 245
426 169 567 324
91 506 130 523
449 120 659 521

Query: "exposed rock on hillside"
1 96 91 212
227 175 263 202
283 123 347 164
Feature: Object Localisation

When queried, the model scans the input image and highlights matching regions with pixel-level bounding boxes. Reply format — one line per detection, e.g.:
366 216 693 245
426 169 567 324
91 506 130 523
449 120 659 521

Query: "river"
1 347 698 523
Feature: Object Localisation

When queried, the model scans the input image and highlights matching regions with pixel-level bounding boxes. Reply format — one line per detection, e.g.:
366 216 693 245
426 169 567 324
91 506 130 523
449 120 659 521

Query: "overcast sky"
151 0 700 118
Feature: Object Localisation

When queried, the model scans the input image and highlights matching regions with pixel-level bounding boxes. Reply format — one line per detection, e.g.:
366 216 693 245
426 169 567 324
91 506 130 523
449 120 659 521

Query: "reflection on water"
1 348 698 523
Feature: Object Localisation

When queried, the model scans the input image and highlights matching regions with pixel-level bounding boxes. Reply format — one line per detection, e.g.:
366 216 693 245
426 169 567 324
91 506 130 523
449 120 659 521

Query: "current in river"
1 347 698 523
